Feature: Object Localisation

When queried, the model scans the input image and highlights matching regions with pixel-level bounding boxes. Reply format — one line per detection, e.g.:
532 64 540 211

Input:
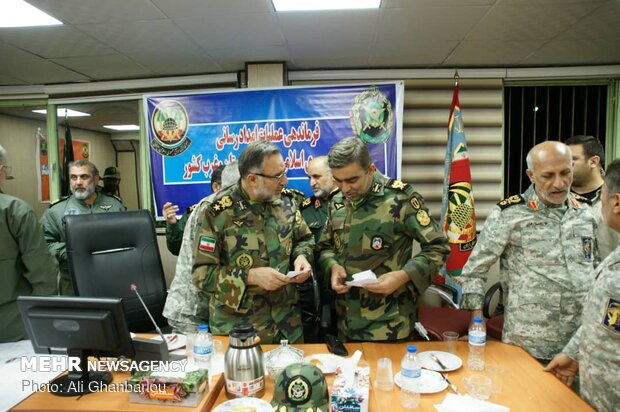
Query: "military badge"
371 236 383 250
527 200 538 210
99 205 112 211
63 208 80 216
603 297 620 334
295 210 302 225
334 233 341 249
285 376 312 406
371 182 381 193
301 197 312 209
350 86 394 144
233 220 244 227
199 236 216 253
150 99 191 157
570 198 581 209
409 197 421 210
416 209 431 226
497 195 524 210
314 199 321 209
581 236 593 260
389 179 407 191
236 253 253 269
334 202 345 210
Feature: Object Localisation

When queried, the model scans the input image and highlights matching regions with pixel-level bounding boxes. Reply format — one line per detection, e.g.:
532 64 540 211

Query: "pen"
441 373 461 395
430 353 448 370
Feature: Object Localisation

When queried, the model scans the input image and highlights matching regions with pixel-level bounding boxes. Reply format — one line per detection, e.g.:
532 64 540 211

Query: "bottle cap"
473 316 483 323
198 324 209 331
407 345 417 353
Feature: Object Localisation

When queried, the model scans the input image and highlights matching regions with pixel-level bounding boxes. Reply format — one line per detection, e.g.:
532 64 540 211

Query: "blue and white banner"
144 82 404 218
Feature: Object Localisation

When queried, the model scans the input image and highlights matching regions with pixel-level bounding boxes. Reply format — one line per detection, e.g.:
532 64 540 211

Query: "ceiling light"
272 0 381 12
0 0 62 28
103 125 140 131
32 109 90 117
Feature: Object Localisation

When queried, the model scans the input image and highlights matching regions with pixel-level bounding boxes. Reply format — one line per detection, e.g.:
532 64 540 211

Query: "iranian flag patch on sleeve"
199 236 216 252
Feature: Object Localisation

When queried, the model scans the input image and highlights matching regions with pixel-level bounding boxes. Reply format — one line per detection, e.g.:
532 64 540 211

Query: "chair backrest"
64 210 167 332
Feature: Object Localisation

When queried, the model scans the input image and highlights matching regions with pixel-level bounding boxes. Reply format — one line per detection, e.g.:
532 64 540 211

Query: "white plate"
418 351 462 372
213 397 272 412
394 370 448 394
304 353 343 374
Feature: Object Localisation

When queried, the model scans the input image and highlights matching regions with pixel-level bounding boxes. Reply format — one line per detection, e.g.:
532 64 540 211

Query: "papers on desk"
345 270 379 287
435 393 510 412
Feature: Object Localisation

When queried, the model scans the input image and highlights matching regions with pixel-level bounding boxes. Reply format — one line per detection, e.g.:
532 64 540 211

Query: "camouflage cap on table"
271 363 329 412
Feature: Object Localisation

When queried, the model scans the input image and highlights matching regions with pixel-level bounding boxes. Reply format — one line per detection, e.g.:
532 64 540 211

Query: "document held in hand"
345 270 379 287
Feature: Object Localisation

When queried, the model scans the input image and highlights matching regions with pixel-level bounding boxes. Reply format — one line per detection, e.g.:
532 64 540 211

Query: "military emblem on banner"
150 99 191 156
445 180 477 251
350 86 394 144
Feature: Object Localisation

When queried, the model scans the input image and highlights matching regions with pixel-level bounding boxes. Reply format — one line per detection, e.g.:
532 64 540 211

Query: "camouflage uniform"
165 207 192 256
40 193 125 295
163 198 212 334
192 183 314 344
588 188 620 262
460 185 597 360
317 172 450 341
562 245 620 411
300 195 330 243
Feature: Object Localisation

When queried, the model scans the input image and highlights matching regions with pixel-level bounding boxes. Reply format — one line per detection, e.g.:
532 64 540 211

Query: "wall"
0 113 117 217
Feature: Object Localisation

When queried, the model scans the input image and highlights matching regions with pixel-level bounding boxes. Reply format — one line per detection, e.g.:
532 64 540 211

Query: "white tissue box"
330 366 370 412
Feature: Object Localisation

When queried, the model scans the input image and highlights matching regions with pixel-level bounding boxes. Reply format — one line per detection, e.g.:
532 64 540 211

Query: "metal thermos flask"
224 323 265 398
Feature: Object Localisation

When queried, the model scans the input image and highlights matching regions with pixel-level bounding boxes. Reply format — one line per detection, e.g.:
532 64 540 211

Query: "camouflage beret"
271 363 329 412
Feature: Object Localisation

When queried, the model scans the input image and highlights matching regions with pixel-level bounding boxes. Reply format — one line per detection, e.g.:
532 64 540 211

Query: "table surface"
12 338 594 412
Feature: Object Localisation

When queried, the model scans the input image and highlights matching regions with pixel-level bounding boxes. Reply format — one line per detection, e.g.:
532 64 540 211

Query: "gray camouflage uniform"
461 185 597 360
163 197 212 334
562 245 620 411
589 188 620 262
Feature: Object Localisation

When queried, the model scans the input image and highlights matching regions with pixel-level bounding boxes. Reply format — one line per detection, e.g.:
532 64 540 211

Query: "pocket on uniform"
359 289 399 322
509 287 560 339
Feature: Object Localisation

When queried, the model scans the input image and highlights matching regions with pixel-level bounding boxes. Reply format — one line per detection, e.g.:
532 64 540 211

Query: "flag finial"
454 69 460 85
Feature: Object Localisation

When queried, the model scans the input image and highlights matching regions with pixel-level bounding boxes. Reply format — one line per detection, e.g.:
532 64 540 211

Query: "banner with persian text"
144 83 404 218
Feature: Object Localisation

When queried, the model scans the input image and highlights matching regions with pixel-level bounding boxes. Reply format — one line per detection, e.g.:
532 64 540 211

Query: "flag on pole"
436 82 477 303
61 120 74 196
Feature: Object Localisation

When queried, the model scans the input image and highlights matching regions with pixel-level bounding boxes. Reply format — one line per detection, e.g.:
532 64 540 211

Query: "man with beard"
460 141 597 363
565 135 619 261
192 141 314 343
40 160 124 295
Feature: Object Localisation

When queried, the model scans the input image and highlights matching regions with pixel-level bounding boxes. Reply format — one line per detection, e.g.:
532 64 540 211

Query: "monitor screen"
17 296 135 397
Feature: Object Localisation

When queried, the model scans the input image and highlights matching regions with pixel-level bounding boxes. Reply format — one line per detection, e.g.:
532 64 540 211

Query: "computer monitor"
17 296 135 397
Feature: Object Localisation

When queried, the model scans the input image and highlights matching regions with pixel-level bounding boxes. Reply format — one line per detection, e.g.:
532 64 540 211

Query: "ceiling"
1 0 619 132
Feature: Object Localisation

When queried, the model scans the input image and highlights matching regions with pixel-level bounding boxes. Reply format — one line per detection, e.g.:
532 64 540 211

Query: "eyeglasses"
252 167 288 183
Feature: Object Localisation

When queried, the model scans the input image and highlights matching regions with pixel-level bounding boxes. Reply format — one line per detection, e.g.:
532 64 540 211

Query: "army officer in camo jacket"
192 140 314 344
317 137 450 341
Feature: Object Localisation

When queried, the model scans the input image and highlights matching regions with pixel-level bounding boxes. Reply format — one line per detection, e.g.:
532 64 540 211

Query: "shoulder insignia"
371 182 381 193
49 196 70 207
571 193 591 205
603 297 620 334
388 179 410 191
416 209 431 226
334 202 345 210
497 194 524 210
328 187 340 199
282 188 305 197
300 197 313 210
233 220 244 227
110 193 123 203
187 204 197 214
209 195 234 215
409 196 421 210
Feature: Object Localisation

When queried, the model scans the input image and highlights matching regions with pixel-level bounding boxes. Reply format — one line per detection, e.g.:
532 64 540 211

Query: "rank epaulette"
327 187 340 199
186 203 197 214
300 197 313 210
101 192 123 203
497 194 524 210
49 195 70 207
282 187 305 198
387 179 411 192
208 195 234 216
571 193 591 205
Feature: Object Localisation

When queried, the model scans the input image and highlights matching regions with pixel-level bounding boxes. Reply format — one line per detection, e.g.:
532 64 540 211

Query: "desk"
13 339 593 411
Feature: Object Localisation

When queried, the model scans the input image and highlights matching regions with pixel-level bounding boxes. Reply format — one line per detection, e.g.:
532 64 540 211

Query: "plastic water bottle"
193 324 213 370
468 316 486 371
400 345 421 409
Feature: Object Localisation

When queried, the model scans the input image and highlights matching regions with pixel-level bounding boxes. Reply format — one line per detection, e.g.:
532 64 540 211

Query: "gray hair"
69 159 99 177
525 140 571 173
328 137 371 170
238 140 281 179
0 144 7 166
221 161 240 188
605 159 620 197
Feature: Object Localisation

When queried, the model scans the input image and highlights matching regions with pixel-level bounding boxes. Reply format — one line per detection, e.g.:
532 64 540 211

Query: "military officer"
40 160 124 295
192 141 314 344
545 158 620 411
317 137 450 341
0 145 57 342
460 141 597 362
163 162 240 333
301 156 336 242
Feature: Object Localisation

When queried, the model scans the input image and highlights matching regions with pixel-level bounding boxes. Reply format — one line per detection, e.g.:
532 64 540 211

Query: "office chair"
64 210 168 333
483 281 504 340
417 283 470 340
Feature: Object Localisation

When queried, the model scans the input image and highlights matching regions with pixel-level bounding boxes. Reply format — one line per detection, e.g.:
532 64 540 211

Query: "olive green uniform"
0 193 58 342
40 193 125 295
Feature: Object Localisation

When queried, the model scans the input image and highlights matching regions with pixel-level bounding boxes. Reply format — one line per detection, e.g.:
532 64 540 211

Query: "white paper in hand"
345 270 379 287
287 271 301 278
